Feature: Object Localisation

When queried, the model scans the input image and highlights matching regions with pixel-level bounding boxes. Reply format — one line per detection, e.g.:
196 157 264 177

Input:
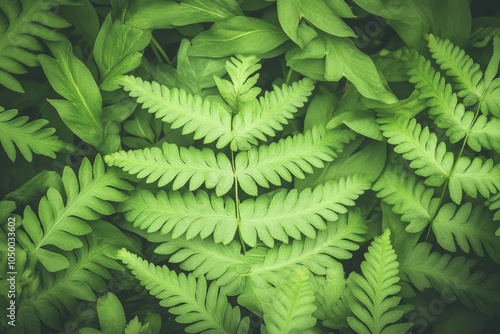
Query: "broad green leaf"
190 16 288 58
352 0 471 50
277 0 355 48
58 0 100 45
287 34 397 103
38 38 104 146
94 14 152 91
125 0 242 29
97 293 127 334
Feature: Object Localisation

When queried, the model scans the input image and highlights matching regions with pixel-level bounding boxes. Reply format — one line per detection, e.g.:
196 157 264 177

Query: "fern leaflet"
104 142 234 196
119 75 233 148
261 267 317 334
0 107 64 161
448 157 500 204
117 249 250 334
427 34 486 106
373 166 440 233
235 126 354 196
347 230 412 334
230 78 315 151
432 203 500 263
398 242 500 316
378 115 454 186
119 188 237 244
239 176 370 247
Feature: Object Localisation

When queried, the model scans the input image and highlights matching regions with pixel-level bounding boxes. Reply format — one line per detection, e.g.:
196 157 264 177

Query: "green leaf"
287 34 397 103
125 0 243 29
38 38 104 146
277 0 354 48
190 16 288 58
97 293 127 334
93 14 152 91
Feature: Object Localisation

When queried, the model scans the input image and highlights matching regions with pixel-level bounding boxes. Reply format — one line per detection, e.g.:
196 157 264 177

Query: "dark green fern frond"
378 115 454 187
119 75 233 148
238 176 370 247
399 241 500 316
373 166 440 233
235 126 355 196
347 230 412 334
432 203 500 263
16 227 125 334
230 78 315 151
0 107 64 161
261 266 317 334
16 155 130 272
0 0 72 92
119 188 237 244
104 142 234 196
117 249 250 334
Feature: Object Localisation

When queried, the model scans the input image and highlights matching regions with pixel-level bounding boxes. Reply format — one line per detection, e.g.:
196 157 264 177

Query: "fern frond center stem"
232 150 246 253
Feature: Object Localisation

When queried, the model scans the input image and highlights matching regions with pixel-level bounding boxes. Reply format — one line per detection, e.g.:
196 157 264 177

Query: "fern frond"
155 236 250 295
248 210 366 282
117 249 250 334
347 230 412 334
119 188 237 244
399 242 500 316
405 50 473 143
235 126 354 196
373 166 440 233
239 176 370 247
0 107 64 161
378 115 454 186
262 266 317 334
448 157 500 204
432 203 500 263
427 34 486 106
119 75 233 148
0 0 72 92
17 230 124 334
214 55 262 111
104 142 234 196
230 78 316 151
17 155 130 272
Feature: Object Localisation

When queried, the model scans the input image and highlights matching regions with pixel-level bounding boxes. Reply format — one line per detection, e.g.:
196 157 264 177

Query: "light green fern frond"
378 115 454 186
119 75 233 148
0 107 64 161
261 266 317 334
235 126 354 196
399 241 500 316
16 155 130 272
373 166 440 233
405 50 473 143
0 0 72 92
155 236 250 295
448 157 500 204
248 210 366 282
17 229 124 334
214 55 262 111
467 115 500 152
432 203 500 263
239 176 370 247
104 142 234 196
427 34 486 107
119 188 237 244
347 230 412 334
230 78 316 150
117 249 250 334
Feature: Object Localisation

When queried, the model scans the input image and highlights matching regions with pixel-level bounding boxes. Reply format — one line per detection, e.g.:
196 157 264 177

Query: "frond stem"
151 36 172 65
232 150 246 254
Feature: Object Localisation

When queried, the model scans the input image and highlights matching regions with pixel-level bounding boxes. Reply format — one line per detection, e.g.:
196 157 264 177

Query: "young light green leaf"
97 293 127 334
